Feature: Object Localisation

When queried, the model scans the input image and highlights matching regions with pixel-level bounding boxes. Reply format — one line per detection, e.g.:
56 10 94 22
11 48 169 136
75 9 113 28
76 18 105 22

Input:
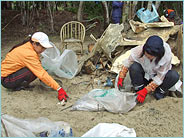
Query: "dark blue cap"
143 35 164 57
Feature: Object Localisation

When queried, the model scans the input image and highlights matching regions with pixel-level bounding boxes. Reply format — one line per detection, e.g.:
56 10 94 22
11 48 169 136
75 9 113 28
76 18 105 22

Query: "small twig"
2 14 21 31
81 16 100 22
86 22 98 31
60 105 73 111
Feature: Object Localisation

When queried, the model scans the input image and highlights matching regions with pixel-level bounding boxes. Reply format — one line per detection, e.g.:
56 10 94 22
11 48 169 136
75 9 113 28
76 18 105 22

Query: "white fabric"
82 123 136 137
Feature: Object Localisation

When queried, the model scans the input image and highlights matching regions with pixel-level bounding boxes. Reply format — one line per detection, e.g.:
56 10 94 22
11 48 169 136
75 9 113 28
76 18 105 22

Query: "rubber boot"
153 87 166 100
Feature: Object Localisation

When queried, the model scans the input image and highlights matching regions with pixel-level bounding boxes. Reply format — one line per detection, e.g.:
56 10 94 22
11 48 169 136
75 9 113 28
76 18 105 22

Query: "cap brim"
40 42 53 48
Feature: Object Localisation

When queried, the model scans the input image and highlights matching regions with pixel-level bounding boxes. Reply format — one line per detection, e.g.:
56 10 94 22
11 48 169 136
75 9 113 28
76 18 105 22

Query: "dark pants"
112 17 121 24
1 67 37 90
129 62 179 92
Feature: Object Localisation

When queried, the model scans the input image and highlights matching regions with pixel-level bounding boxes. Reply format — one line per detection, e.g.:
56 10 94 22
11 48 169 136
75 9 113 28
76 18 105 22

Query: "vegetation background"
1 1 183 38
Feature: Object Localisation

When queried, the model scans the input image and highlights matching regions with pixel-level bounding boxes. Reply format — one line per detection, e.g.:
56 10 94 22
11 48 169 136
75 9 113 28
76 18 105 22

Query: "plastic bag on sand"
71 88 137 113
82 123 136 137
41 43 78 79
1 114 72 137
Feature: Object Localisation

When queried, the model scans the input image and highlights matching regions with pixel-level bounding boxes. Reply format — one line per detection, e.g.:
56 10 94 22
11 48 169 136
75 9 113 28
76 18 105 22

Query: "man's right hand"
117 77 124 90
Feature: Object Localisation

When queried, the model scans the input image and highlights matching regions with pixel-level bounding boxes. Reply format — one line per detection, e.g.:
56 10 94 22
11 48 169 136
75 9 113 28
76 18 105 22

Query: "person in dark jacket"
112 1 123 24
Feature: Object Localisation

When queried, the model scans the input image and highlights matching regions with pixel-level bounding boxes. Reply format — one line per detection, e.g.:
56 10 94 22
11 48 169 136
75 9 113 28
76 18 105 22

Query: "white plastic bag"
1 114 73 137
82 123 136 137
41 43 78 79
71 88 137 113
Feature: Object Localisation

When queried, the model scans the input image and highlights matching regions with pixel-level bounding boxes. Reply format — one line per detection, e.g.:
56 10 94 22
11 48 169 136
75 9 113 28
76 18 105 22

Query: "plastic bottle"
48 128 73 137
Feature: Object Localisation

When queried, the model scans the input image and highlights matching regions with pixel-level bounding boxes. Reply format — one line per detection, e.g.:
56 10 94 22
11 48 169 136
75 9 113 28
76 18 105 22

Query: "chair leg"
61 42 65 51
65 43 68 49
81 42 83 54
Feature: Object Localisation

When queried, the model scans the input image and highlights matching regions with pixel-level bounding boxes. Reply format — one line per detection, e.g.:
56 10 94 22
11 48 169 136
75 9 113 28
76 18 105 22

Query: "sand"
1 37 183 137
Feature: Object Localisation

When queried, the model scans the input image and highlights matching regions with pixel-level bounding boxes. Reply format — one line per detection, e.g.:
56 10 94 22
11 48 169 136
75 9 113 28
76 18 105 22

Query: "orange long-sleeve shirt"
1 42 60 90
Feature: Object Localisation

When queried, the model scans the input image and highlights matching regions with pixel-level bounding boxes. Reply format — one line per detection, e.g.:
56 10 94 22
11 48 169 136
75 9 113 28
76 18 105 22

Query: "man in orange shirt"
1 32 68 102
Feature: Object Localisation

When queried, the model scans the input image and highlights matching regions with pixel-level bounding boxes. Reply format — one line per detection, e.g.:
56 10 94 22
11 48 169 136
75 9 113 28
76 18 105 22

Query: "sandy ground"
1 36 183 137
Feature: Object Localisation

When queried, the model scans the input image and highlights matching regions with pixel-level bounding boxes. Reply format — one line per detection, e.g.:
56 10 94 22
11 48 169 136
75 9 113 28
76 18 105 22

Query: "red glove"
136 88 148 103
117 77 124 90
58 88 68 101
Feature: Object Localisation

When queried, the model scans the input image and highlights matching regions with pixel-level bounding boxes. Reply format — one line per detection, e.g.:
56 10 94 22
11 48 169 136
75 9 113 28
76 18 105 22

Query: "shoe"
175 91 183 98
12 85 34 91
13 86 25 91
153 91 165 100
169 90 183 98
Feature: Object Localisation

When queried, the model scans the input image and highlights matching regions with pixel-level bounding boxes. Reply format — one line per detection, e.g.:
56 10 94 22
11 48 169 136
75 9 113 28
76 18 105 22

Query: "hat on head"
168 11 176 19
31 32 53 48
143 35 164 57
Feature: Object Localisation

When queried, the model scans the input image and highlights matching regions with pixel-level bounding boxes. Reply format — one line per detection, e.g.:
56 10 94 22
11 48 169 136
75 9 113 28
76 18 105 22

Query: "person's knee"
129 62 142 72
166 70 179 81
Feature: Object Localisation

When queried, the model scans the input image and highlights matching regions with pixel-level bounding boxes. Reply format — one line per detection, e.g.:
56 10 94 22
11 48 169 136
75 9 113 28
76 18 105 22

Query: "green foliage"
83 2 104 22
64 1 78 13
65 7 78 13
57 6 65 11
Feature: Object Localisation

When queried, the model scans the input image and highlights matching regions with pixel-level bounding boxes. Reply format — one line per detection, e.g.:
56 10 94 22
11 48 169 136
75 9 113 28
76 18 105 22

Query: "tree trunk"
47 1 55 32
63 2 67 8
147 1 152 10
21 1 26 26
155 1 161 10
122 1 129 23
122 1 138 22
6 1 11 10
131 1 138 19
77 1 84 21
101 1 109 29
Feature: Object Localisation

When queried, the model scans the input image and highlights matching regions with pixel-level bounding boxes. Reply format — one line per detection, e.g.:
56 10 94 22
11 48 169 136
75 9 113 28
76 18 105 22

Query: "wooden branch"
2 14 20 31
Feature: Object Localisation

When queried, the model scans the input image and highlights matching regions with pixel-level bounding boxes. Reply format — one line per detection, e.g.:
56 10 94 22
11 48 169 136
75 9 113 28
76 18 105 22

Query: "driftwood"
77 21 182 74
98 24 124 61
96 21 181 62
129 16 174 33
77 38 102 74
77 24 124 73
120 25 181 47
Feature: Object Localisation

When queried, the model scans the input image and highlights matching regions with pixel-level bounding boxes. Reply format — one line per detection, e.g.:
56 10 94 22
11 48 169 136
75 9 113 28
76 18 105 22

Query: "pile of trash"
1 114 136 137
1 114 73 137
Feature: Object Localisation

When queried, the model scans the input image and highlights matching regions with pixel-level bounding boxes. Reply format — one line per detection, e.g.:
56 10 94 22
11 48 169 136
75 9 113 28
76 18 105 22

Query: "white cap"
31 32 53 48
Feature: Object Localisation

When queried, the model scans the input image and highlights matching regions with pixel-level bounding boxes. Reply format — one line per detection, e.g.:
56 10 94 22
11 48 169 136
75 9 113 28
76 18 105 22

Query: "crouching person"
1 32 68 102
117 35 181 103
